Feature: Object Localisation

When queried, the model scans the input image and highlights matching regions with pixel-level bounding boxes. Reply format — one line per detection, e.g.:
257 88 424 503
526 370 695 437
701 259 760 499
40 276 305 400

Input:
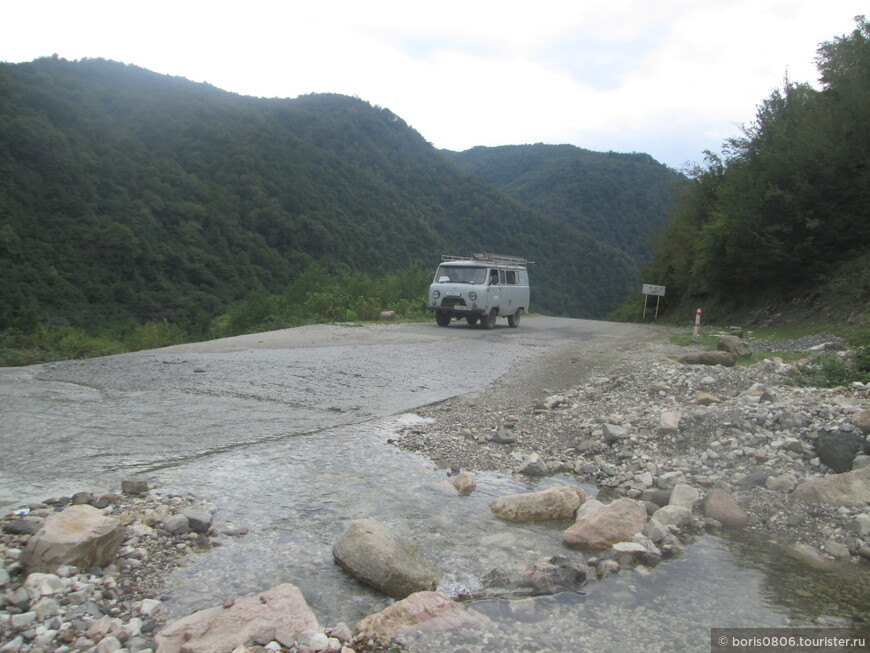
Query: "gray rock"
602 424 629 443
3 519 41 535
564 498 647 550
657 411 681 435
332 519 438 599
490 485 586 522
816 429 870 473
181 510 212 534
765 473 798 493
490 429 516 444
678 351 737 367
156 584 320 653
793 466 870 507
717 335 752 358
121 479 149 495
651 505 693 527
22 505 124 573
656 471 687 489
448 471 477 495
161 514 190 535
851 409 870 435
701 489 749 529
352 591 491 643
776 412 811 430
844 514 870 535
668 483 699 510
517 453 549 476
823 539 851 561
736 468 769 488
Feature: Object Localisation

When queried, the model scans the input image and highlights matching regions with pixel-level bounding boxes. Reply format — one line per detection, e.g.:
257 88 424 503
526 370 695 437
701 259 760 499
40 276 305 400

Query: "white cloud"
1 0 866 168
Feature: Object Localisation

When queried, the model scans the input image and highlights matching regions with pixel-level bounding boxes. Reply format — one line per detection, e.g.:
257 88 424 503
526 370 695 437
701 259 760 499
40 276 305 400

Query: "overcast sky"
2 1 866 170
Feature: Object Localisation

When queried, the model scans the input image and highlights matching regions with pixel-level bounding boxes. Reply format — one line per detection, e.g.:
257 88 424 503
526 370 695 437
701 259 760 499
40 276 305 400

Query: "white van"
427 253 531 329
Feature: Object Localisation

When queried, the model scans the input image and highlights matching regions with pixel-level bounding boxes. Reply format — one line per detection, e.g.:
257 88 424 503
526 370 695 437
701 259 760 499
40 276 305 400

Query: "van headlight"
468 291 477 301
433 290 440 299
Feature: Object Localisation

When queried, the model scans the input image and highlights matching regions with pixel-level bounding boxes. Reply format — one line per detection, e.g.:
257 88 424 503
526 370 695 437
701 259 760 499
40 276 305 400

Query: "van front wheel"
435 313 451 327
508 308 523 328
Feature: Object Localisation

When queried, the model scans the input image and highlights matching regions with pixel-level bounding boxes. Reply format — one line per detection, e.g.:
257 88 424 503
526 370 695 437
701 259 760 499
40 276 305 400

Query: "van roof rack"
441 253 532 267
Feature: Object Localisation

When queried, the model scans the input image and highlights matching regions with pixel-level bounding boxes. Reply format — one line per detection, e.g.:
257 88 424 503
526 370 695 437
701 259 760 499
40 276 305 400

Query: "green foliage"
0 56 678 340
446 145 685 264
632 16 870 314
0 326 125 365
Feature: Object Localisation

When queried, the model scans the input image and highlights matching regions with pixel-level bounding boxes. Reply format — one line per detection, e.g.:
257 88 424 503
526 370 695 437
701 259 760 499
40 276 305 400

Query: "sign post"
641 284 666 320
692 308 702 340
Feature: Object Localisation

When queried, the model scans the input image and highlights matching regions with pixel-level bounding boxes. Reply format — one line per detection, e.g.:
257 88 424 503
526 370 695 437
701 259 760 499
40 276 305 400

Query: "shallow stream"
1 322 868 652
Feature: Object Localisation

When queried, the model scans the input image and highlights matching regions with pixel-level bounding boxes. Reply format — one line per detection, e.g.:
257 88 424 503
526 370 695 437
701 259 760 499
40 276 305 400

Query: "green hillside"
628 16 869 325
445 144 685 263
0 56 675 335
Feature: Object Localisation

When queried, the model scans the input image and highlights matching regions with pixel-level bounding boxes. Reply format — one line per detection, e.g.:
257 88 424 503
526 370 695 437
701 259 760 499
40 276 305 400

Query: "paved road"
0 316 659 510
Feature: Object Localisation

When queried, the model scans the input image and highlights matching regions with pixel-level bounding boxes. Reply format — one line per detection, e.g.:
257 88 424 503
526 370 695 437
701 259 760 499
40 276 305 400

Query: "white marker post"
641 284 666 320
692 308 702 340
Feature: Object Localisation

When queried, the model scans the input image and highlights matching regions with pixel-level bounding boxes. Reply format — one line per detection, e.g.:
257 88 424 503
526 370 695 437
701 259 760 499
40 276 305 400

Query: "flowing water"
1 321 868 652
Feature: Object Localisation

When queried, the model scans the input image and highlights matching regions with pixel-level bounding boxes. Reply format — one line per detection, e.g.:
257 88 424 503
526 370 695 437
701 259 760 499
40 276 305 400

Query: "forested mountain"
635 16 869 320
0 56 672 332
445 144 684 262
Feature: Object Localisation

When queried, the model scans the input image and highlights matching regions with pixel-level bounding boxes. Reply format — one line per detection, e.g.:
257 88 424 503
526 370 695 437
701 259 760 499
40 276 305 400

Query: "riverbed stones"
792 466 870 507
332 518 438 598
602 423 629 443
652 504 693 527
657 411 681 435
851 409 870 434
678 351 737 367
701 489 749 529
717 335 752 358
353 591 490 646
155 583 319 653
563 498 647 550
121 478 149 495
489 485 586 521
815 428 870 473
182 509 213 534
22 505 124 573
668 483 700 510
448 471 477 494
517 452 549 476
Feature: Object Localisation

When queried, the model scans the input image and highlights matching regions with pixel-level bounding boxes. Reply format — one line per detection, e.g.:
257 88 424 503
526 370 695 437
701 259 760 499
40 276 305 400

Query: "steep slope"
444 144 685 262
0 57 641 329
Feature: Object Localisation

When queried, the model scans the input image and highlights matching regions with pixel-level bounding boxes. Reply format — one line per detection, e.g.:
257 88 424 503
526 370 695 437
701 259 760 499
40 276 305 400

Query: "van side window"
506 270 517 285
489 269 499 285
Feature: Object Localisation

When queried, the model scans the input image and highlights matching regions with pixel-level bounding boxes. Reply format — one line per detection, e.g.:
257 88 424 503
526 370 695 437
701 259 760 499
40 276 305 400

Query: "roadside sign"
642 284 666 319
642 284 666 297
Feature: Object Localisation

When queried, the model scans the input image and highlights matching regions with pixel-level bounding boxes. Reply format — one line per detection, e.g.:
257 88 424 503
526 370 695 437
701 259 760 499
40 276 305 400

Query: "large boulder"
678 351 737 367
701 489 749 529
651 505 693 527
563 498 647 550
717 335 752 358
353 591 490 645
792 466 870 508
815 429 870 473
448 471 477 495
851 409 870 435
155 583 319 653
22 505 124 573
489 485 586 522
332 519 438 599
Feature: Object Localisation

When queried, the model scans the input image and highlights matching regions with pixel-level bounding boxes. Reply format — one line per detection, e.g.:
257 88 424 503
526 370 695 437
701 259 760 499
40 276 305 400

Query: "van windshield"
434 265 487 284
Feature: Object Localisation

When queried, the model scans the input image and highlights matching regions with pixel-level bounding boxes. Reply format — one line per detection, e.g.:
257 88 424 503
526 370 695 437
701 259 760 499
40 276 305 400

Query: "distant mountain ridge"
0 56 681 330
445 144 684 262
